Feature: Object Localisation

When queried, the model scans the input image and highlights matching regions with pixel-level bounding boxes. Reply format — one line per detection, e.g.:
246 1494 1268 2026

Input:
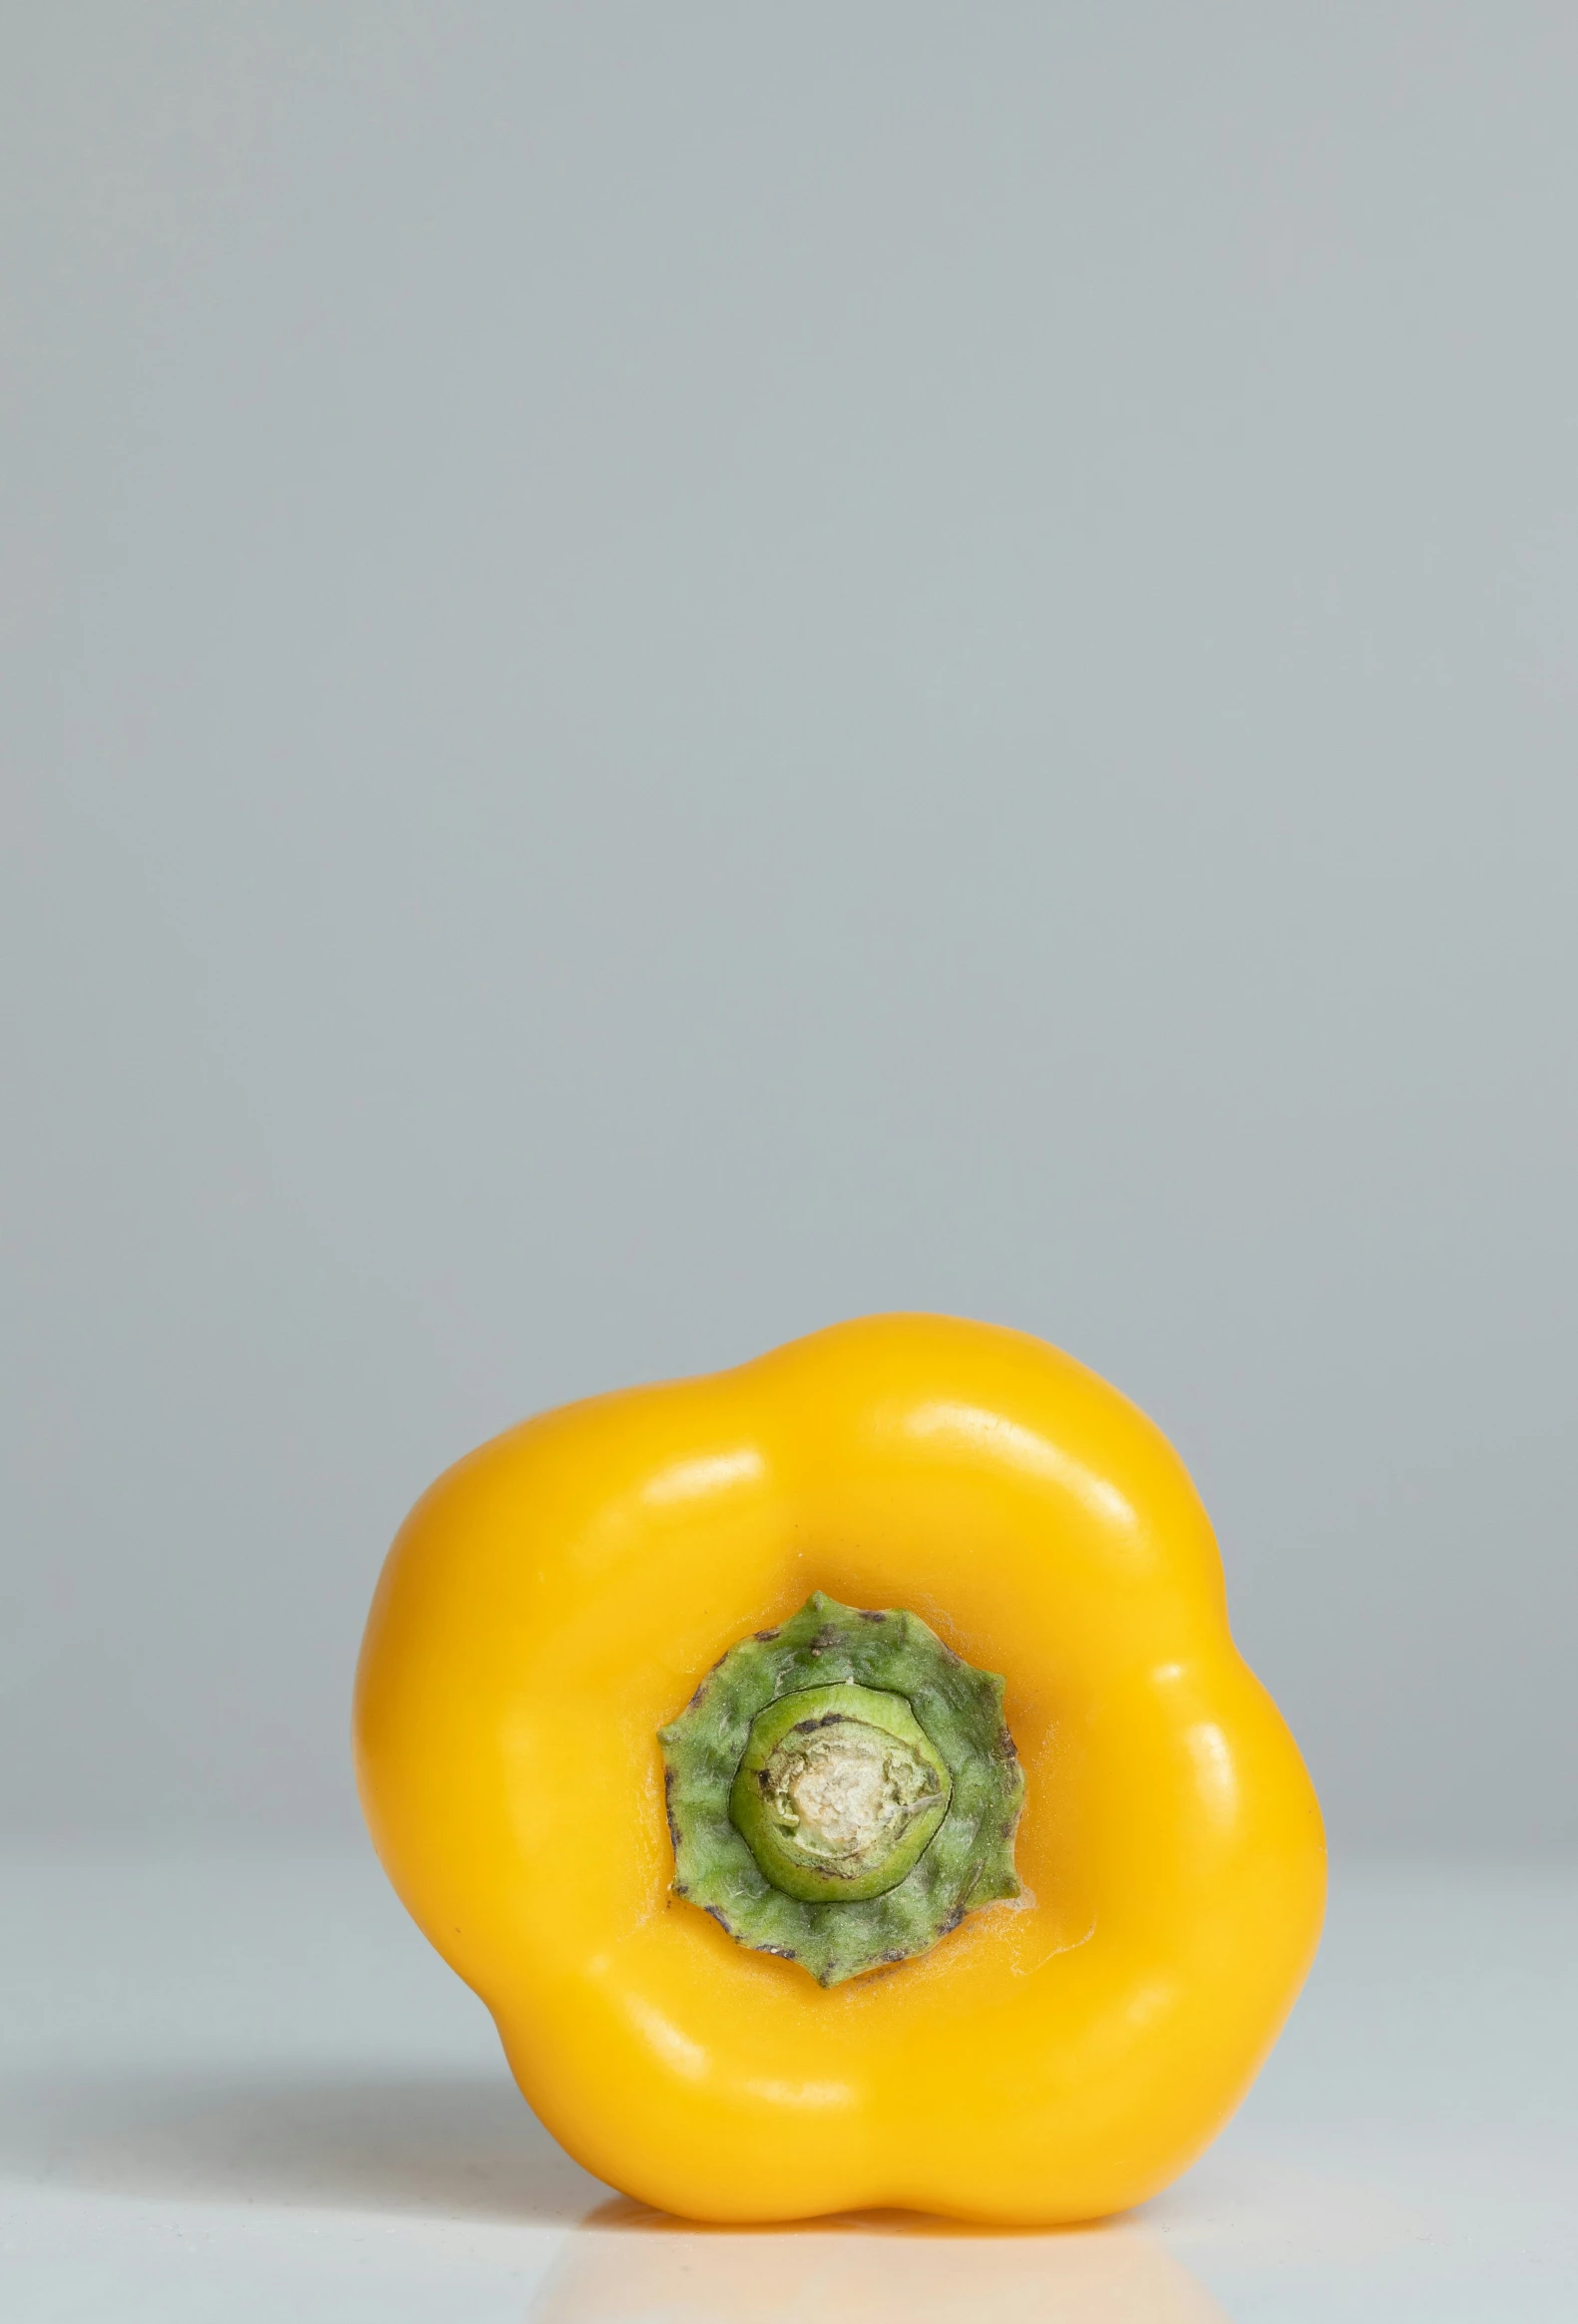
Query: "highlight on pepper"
354 1312 1326 2225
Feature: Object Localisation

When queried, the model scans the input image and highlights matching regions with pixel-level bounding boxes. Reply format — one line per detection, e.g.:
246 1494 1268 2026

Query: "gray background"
3 2 1573 1853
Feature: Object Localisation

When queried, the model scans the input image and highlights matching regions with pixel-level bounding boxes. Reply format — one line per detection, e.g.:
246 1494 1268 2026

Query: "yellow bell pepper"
354 1313 1324 2225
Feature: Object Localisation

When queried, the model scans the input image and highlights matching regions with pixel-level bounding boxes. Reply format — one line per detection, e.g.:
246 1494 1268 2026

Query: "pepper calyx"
659 1592 1022 1985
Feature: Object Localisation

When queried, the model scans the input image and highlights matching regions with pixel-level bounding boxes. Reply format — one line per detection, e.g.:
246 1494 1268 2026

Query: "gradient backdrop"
4 3 1575 1852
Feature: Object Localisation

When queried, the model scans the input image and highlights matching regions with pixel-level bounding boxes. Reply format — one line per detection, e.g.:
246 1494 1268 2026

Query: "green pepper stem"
660 1593 1022 1985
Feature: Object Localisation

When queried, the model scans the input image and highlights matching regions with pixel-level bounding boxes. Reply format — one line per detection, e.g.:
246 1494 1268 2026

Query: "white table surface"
2 1846 1573 2321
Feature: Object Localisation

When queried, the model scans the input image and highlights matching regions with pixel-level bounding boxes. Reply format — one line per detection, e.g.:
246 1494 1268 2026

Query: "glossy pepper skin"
354 1314 1325 2225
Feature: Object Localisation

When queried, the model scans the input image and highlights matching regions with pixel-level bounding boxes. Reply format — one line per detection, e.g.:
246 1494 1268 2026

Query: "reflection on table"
531 2201 1226 2323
